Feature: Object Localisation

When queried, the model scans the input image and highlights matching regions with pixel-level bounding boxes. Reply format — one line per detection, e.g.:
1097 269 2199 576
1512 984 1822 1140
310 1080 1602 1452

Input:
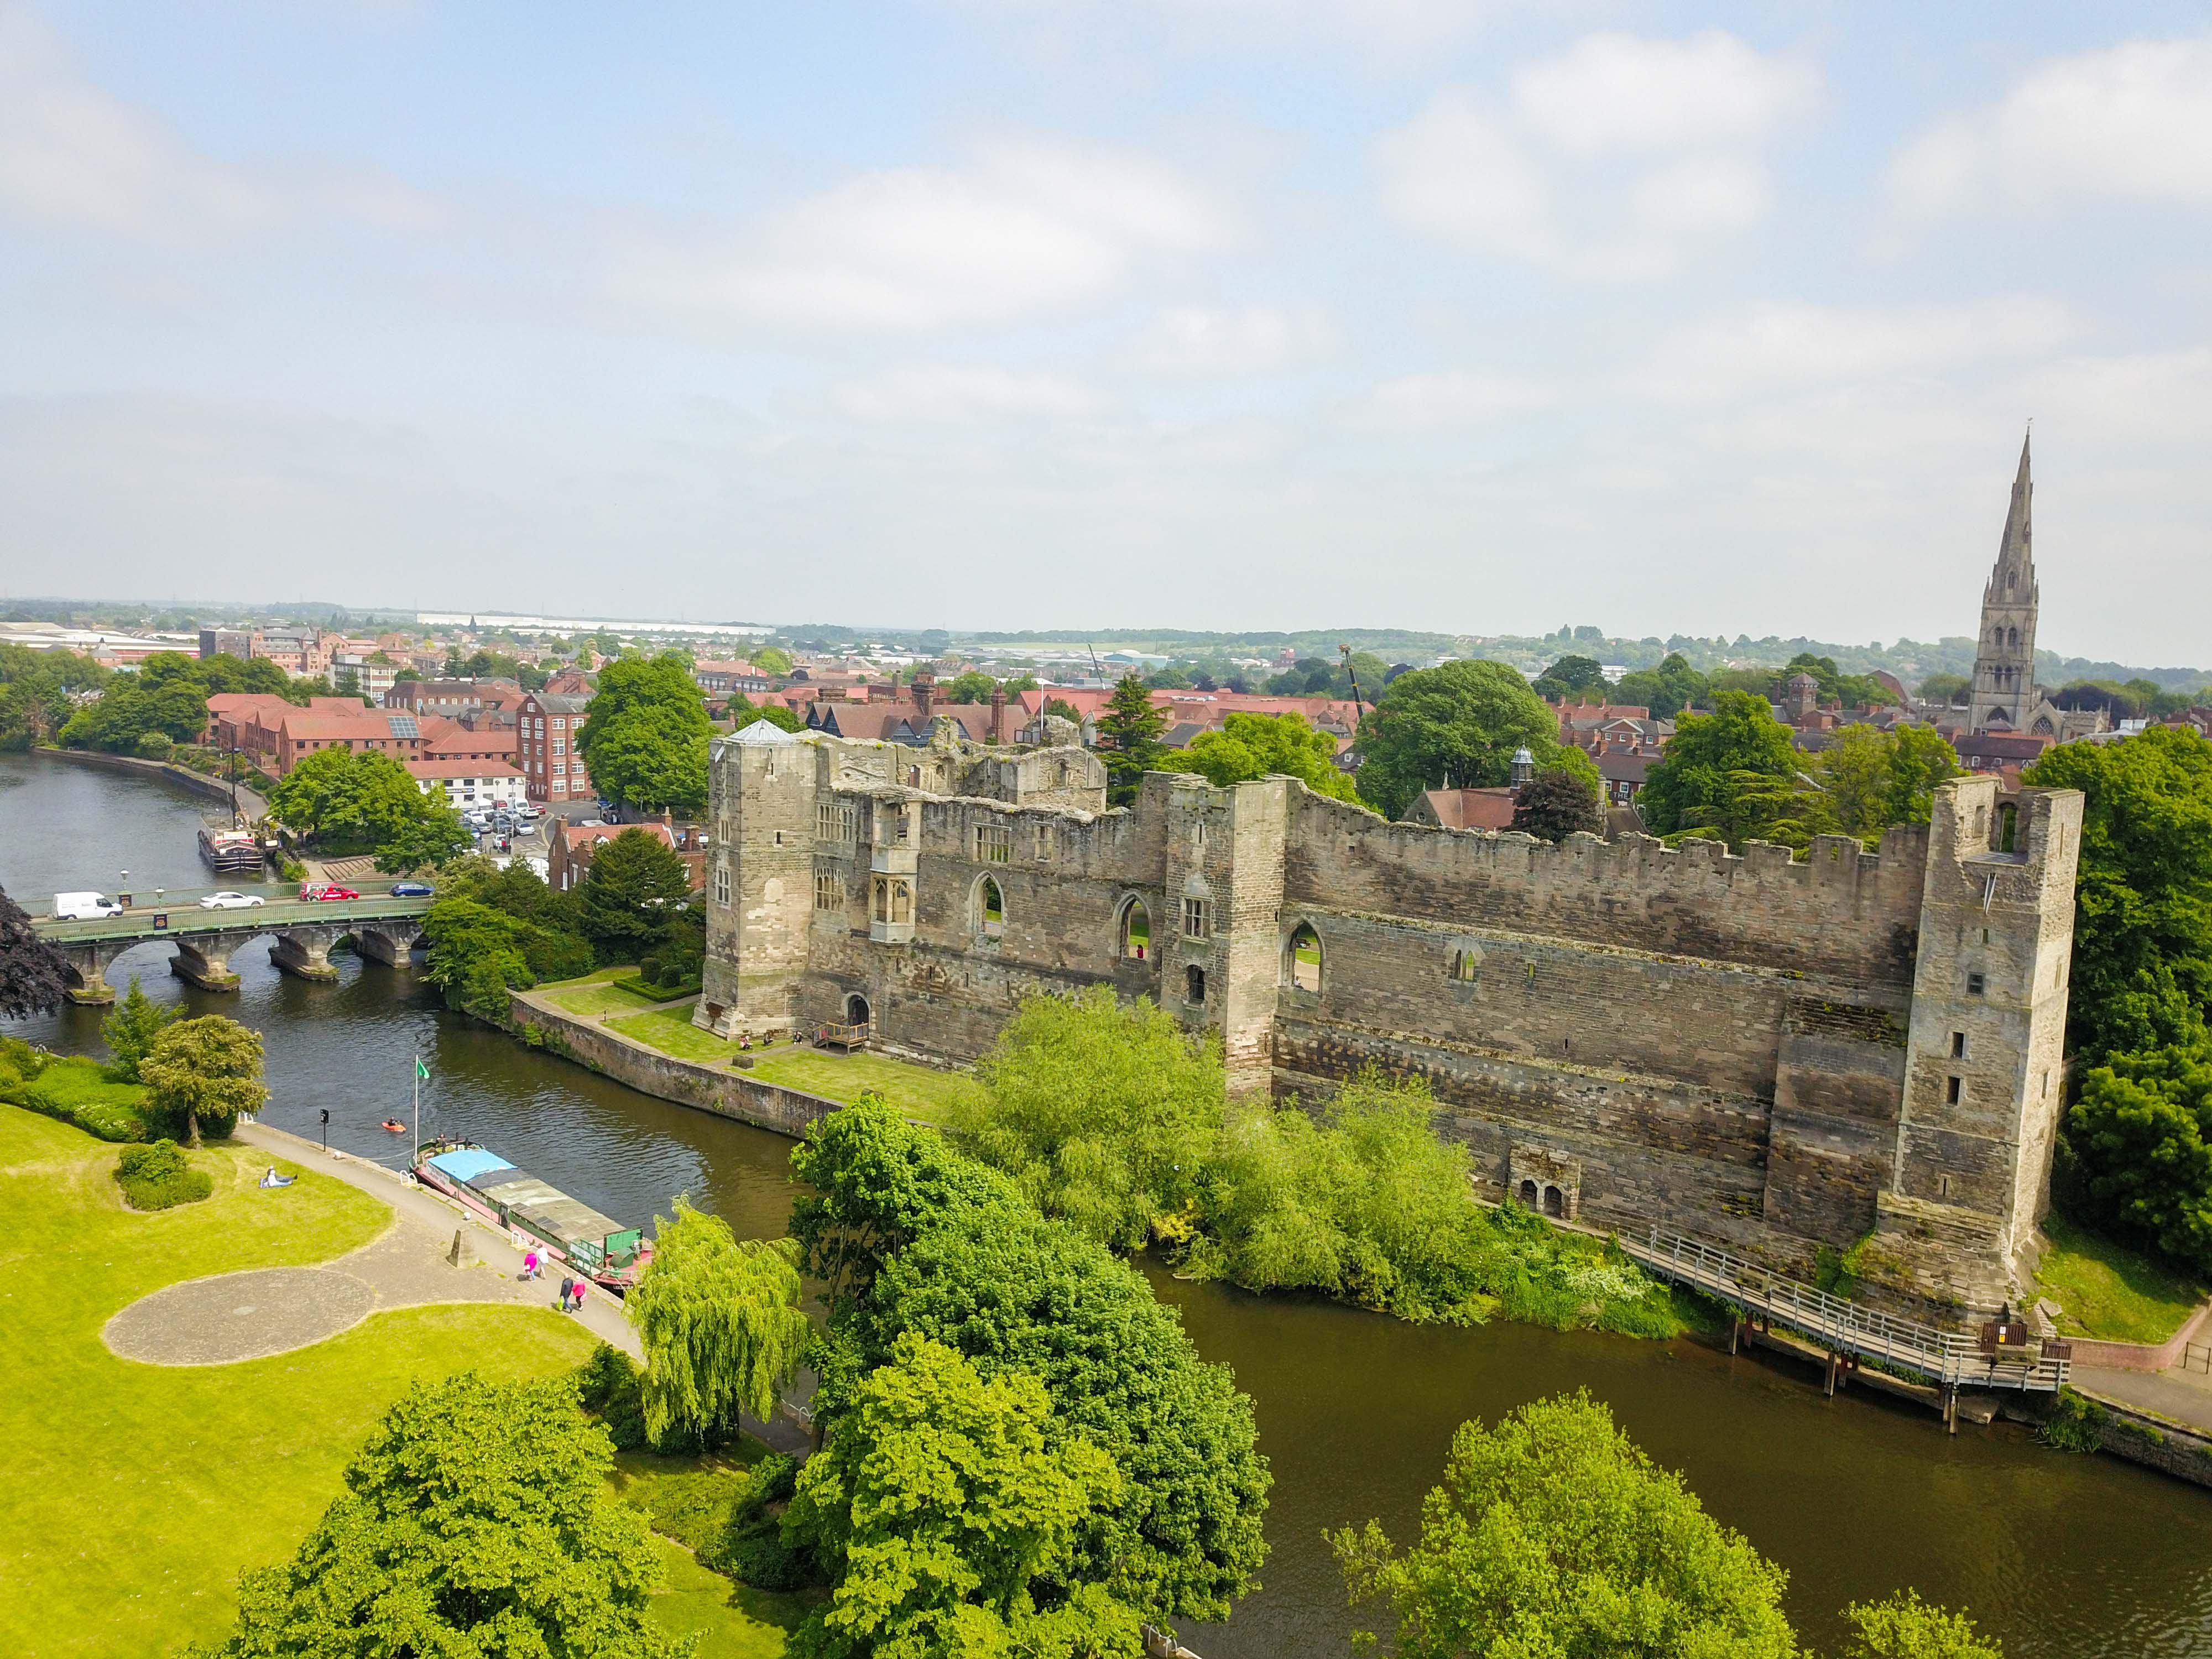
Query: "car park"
198 891 265 910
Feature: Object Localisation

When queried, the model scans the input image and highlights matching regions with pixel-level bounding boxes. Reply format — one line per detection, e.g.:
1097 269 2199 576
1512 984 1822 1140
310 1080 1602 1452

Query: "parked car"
199 891 265 910
389 881 435 898
300 885 361 902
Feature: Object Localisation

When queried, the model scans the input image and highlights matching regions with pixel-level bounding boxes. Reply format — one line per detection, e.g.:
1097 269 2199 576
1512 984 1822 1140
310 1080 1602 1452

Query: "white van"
54 891 124 920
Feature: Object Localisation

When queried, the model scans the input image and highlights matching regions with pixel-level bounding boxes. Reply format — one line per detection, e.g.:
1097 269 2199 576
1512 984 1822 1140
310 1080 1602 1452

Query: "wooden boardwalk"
1625 1226 2069 1398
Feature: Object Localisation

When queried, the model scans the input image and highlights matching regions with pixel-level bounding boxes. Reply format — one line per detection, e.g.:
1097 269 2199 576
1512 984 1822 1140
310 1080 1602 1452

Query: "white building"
332 654 401 698
406 758 527 812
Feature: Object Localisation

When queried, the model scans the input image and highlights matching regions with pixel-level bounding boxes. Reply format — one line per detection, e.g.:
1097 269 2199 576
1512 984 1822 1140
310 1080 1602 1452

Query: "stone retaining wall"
507 989 840 1140
35 744 269 819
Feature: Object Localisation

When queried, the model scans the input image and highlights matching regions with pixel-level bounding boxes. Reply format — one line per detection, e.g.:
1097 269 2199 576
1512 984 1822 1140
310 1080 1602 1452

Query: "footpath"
2070 1362 2212 1437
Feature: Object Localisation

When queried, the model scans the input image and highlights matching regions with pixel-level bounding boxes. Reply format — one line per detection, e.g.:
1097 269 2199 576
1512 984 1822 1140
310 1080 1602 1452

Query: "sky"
2 3 2210 662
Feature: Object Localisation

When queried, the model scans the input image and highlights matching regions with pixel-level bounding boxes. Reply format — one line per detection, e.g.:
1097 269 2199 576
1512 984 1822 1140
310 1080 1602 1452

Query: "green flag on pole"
415 1056 430 1081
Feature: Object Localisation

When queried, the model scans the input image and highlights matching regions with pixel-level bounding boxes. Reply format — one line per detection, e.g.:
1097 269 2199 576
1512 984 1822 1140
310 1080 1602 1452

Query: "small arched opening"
1286 921 1322 993
1543 1185 1565 1218
1119 897 1151 961
845 993 872 1027
1997 801 2020 854
1518 1178 1538 1209
1449 949 1479 983
1185 963 1207 1006
2007 626 2020 651
977 875 1004 941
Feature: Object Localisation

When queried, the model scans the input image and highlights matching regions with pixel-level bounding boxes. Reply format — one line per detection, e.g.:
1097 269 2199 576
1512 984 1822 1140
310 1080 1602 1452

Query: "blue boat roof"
428 1147 513 1184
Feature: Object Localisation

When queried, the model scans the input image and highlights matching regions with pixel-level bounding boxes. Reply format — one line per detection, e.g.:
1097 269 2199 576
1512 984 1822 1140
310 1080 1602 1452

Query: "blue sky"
3 2 2209 661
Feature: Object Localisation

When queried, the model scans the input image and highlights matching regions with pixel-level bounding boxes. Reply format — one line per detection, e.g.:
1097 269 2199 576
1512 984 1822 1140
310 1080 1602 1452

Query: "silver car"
198 891 266 910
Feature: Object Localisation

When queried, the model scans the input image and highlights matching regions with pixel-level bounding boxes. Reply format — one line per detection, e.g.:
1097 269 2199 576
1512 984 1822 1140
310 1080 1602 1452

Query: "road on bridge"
33 888 436 946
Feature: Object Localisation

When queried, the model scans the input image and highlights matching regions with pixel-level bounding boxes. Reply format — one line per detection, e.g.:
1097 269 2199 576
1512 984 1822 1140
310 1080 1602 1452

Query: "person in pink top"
521 1249 540 1281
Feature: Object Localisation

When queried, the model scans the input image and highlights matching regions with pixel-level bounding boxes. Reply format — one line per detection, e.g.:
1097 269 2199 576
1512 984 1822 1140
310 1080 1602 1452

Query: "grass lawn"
2034 1211 2209 1345
0 1105 599 1658
739 1048 982 1128
646 1536 805 1659
541 967 664 1018
615 1451 813 1658
609 1003 734 1065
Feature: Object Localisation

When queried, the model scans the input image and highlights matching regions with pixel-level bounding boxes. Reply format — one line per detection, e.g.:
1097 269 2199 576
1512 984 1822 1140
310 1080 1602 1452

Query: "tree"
421 899 540 1021
1331 1391 1798 1659
139 1015 266 1145
1353 660 1575 821
102 977 178 1083
943 670 999 703
265 747 467 863
729 695 806 733
1155 711 1359 801
578 828 695 962
784 1334 1136 1659
1841 1590 2004 1658
1095 674 1166 806
2023 726 2212 1061
1639 692 1810 846
0 885 70 1019
2064 1043 2212 1272
1043 696 1082 725
1917 672 1972 707
1511 766 1604 842
1610 652 1710 720
752 645 793 677
577 652 713 816
193 1373 687 1659
957 987 1225 1249
1531 654 1609 703
627 1198 810 1446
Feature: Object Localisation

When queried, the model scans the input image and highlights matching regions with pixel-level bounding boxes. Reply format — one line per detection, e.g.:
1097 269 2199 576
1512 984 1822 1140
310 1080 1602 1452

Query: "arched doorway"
1518 1178 1538 1208
977 876 1004 941
844 993 871 1028
1543 1185 1564 1218
1286 921 1322 993
1119 898 1150 961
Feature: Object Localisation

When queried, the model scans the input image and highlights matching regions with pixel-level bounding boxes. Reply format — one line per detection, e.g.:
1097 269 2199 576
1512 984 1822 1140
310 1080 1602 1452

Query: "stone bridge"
34 894 433 1001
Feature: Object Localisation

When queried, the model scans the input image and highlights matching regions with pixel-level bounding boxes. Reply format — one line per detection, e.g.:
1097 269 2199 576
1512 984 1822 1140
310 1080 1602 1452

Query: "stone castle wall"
700 722 2081 1312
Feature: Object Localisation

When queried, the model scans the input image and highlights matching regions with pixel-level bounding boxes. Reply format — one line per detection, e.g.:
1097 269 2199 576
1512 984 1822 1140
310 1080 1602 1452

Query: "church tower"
1968 433 2039 734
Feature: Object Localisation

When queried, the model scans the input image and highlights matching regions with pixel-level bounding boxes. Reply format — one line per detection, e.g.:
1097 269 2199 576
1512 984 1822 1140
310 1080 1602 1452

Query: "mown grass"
2035 1211 2208 1346
540 966 656 1018
615 1452 813 1659
0 1106 599 1658
609 1004 739 1065
738 1048 983 1127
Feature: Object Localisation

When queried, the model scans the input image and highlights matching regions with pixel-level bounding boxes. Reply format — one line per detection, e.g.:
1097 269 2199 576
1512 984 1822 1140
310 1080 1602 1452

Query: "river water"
5 750 2210 1658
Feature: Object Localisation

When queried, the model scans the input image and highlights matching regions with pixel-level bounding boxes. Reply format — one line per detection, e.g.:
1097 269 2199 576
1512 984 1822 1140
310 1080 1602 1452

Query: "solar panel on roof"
387 714 420 738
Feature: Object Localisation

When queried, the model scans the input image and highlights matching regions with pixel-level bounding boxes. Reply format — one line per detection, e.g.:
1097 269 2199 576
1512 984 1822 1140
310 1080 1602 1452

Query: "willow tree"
627 1197 810 1446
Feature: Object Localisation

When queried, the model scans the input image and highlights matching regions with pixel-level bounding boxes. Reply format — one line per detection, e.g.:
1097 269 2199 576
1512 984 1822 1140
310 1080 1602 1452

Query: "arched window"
2007 627 2018 651
1543 1185 1565 1218
1449 950 1479 983
1286 922 1322 993
977 875 1004 940
1185 963 1206 1006
1119 898 1150 960
1518 1178 1538 1208
2007 571 2017 591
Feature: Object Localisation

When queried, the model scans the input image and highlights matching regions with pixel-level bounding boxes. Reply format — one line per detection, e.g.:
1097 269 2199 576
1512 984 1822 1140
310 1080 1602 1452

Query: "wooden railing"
1625 1225 2069 1393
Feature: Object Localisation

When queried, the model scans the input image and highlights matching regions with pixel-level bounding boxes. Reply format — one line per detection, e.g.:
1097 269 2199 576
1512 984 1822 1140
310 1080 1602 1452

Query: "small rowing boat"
413 1139 652 1292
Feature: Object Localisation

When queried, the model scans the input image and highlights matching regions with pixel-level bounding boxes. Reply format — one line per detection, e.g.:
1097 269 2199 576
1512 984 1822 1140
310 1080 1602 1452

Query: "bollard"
447 1228 468 1267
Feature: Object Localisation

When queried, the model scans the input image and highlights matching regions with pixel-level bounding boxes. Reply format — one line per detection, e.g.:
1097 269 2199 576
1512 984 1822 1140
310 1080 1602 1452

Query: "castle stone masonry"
701 716 2083 1314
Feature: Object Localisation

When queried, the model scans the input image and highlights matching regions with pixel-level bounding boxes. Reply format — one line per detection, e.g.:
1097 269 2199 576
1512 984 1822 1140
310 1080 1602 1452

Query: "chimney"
912 671 934 719
990 687 1007 744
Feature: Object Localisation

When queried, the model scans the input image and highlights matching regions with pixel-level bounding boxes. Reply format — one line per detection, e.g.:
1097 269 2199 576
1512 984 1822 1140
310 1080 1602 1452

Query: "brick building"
518 691 594 806
547 819 708 893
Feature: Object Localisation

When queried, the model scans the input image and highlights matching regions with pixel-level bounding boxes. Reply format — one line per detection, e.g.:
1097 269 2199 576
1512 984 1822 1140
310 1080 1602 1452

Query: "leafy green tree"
192 1373 687 1659
752 645 793 676
140 1015 266 1145
627 1198 810 1446
1841 1590 2004 1658
956 987 1225 1249
0 885 70 1019
1917 672 1971 707
2024 726 2212 1061
1511 766 1604 842
1639 692 1809 846
1095 674 1167 806
421 899 539 1021
578 827 695 962
1531 654 1609 703
784 1334 1138 1659
1331 1390 1798 1659
577 652 713 816
1610 652 1710 719
1043 696 1083 725
728 695 806 733
1353 660 1575 821
942 670 999 703
266 747 466 861
2064 1043 2212 1272
1155 711 1359 801
1808 725 1958 841
102 978 179 1083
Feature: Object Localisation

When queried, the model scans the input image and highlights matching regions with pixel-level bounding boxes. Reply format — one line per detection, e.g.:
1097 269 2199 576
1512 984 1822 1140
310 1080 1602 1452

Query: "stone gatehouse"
699 717 2082 1312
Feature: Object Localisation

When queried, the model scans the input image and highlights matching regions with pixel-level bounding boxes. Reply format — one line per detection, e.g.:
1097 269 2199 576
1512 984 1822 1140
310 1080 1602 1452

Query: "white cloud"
1638 297 2075 398
953 0 1496 56
611 138 1230 331
1347 368 1564 429
1888 35 2212 222
1373 30 1818 279
829 364 1100 424
1131 303 1334 375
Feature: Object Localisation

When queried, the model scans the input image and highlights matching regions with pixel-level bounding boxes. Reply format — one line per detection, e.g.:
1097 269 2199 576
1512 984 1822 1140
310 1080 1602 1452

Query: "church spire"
1987 428 2034 602
1968 429 2041 735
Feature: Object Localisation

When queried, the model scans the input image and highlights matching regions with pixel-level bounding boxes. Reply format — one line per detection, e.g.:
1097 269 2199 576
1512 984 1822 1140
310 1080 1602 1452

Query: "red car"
300 885 360 902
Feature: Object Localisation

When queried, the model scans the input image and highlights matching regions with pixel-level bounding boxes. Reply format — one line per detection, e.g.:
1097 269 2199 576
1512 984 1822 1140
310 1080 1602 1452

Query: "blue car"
389 881 435 898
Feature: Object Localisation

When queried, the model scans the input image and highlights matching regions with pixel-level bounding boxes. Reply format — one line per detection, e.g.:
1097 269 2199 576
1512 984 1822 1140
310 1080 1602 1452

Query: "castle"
700 706 2082 1313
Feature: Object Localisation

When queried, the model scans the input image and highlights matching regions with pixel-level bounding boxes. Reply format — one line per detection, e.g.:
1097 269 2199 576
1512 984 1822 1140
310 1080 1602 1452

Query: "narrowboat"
198 825 267 874
413 1139 653 1291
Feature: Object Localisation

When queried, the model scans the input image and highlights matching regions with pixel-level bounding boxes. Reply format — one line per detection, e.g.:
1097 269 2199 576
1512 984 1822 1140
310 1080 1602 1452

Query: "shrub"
7 1054 152 1141
114 1139 212 1209
575 1343 649 1451
135 731 174 760
2038 1387 2109 1453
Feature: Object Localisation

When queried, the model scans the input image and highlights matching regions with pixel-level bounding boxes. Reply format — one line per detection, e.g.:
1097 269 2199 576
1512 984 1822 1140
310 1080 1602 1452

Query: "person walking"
557 1274 574 1310
571 1277 588 1315
521 1249 539 1281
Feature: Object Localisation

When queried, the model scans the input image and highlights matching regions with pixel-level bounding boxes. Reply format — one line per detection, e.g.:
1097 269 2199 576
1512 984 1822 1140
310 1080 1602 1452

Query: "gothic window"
817 801 856 842
2007 627 2018 650
1286 922 1322 992
1034 823 1053 862
814 873 837 910
976 876 1004 941
1182 897 1211 939
1120 898 1151 959
1450 950 1479 983
2007 571 2017 591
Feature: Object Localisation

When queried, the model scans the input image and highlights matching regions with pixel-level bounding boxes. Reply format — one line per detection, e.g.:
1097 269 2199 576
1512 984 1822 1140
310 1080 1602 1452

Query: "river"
5 750 2210 1658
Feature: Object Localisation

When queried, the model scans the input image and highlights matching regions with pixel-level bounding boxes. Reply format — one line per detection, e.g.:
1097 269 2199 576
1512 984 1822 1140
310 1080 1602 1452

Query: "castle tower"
695 721 817 1040
1968 434 2039 734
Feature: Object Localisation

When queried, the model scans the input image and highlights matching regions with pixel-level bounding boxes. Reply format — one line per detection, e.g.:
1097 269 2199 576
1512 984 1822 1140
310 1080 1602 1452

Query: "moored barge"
413 1139 653 1291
